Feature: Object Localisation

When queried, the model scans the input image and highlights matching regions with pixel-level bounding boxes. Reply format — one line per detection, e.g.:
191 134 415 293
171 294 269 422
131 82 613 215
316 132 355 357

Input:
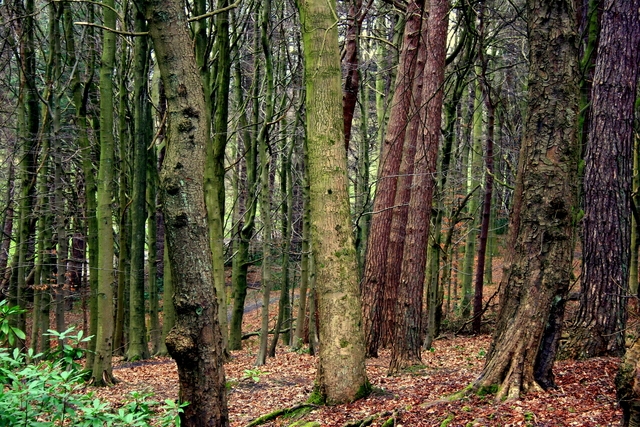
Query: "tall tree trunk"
424 28 472 348
68 0 98 363
0 163 14 293
255 0 276 367
389 0 448 374
360 0 424 357
12 0 39 339
298 0 370 404
127 6 151 361
472 8 496 334
293 144 311 351
145 0 230 424
148 144 161 355
207 0 232 349
114 15 131 356
91 0 118 385
269 140 293 356
158 232 175 356
460 74 483 319
471 0 579 400
342 0 365 152
564 0 640 359
381 21 427 349
228 38 257 351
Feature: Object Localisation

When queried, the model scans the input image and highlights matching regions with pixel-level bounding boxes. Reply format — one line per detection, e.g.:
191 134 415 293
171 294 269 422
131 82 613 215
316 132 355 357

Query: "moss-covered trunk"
145 0 229 423
298 0 369 404
91 0 117 385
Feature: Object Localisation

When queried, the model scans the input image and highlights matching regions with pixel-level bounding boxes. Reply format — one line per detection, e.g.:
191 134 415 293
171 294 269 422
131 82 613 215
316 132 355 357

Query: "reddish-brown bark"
388 0 449 374
360 0 425 358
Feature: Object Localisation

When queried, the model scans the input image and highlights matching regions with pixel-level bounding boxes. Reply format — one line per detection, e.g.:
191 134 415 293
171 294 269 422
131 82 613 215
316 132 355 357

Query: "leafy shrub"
0 314 186 427
0 300 26 347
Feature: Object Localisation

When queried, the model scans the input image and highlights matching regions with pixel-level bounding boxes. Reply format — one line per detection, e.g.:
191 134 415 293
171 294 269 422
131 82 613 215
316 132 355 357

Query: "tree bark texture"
618 337 640 427
472 0 579 400
91 0 117 385
381 22 425 349
360 0 424 357
563 0 640 359
145 0 229 424
127 8 151 361
342 0 364 152
298 0 370 404
388 0 448 374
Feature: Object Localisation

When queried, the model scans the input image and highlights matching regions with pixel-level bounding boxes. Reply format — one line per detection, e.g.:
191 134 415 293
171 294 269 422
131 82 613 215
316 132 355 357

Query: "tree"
297 0 370 404
471 0 579 399
360 0 425 358
389 0 449 374
562 0 640 359
126 5 151 362
255 0 276 367
144 0 229 424
91 0 118 385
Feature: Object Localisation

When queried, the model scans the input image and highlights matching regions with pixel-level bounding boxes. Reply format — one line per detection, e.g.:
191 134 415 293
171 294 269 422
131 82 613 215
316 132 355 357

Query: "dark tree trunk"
342 0 365 152
388 0 448 374
144 0 229 424
360 0 424 358
471 0 579 400
563 0 640 360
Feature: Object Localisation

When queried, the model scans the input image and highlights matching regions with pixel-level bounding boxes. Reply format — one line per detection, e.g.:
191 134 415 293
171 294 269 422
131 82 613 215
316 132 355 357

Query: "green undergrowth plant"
0 300 26 347
0 318 186 427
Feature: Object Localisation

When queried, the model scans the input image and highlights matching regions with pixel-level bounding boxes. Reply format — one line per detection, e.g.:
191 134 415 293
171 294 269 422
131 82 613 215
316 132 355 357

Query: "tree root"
343 410 396 427
244 403 318 427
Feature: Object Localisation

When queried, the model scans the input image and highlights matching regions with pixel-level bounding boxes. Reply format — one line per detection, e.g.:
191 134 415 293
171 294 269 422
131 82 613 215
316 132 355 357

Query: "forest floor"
89 301 622 427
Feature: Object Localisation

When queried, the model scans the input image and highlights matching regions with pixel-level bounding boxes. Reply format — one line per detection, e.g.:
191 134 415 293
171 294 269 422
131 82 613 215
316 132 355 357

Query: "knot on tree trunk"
166 325 197 359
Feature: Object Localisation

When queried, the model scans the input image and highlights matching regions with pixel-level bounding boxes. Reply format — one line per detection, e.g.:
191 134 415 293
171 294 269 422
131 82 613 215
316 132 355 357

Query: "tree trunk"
148 142 161 355
360 0 424 357
206 0 231 349
471 0 579 400
618 337 640 427
472 11 496 334
228 44 257 351
298 0 370 404
389 0 448 374
68 1 98 363
563 0 640 359
91 0 118 385
342 0 364 152
12 0 39 340
145 0 230 424
127 7 151 361
255 0 276 367
293 151 311 351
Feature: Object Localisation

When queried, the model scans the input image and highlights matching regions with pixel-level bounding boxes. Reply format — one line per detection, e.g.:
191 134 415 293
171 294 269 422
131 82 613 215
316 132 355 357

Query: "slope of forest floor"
90 304 622 427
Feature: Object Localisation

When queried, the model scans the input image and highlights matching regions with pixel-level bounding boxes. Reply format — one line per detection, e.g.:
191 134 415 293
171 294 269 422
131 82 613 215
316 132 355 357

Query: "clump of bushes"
0 302 185 427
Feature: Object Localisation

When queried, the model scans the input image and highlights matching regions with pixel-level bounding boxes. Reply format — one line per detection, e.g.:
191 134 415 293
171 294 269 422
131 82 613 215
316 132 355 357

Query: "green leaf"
12 328 25 340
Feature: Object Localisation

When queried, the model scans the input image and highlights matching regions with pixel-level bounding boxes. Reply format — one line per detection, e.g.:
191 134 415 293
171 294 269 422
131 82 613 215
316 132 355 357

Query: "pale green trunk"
205 0 232 348
298 0 369 404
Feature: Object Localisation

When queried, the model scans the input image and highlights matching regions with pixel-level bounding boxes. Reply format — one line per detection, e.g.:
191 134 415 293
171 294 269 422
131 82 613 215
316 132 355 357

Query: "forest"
0 0 639 425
